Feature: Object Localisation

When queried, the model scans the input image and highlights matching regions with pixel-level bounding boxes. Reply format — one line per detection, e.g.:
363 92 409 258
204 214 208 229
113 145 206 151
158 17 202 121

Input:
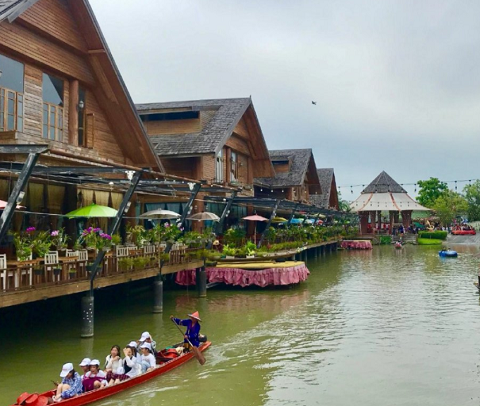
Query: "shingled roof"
255 149 318 188
310 168 335 208
0 0 38 22
362 171 406 193
136 98 253 157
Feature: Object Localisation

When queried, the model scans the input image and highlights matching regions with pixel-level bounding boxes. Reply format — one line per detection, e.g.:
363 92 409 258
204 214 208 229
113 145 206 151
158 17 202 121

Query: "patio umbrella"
290 218 305 224
187 212 220 221
66 203 118 218
139 209 180 219
243 214 268 244
271 216 288 223
0 199 24 210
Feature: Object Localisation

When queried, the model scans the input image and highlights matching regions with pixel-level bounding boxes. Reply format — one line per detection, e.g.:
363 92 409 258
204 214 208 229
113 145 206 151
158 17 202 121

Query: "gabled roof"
255 149 319 188
311 168 335 208
136 98 253 157
1 0 164 172
362 171 406 193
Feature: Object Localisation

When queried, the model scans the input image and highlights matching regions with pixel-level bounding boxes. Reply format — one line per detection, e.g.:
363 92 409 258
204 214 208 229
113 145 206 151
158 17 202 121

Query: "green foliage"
338 191 352 212
379 236 392 245
417 238 443 245
111 233 122 245
133 256 149 269
432 191 468 226
10 230 33 261
50 228 69 250
418 231 448 240
222 244 237 257
417 178 448 208
223 227 246 247
32 231 52 257
463 180 480 221
118 257 134 270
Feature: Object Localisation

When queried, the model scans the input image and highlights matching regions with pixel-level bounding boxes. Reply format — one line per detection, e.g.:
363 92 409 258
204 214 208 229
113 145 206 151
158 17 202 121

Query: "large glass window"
78 87 86 146
42 73 64 141
0 54 24 132
215 149 224 182
230 151 238 182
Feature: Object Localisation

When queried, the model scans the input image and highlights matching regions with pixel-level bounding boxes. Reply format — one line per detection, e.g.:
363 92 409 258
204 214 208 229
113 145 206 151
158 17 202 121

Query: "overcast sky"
90 0 480 199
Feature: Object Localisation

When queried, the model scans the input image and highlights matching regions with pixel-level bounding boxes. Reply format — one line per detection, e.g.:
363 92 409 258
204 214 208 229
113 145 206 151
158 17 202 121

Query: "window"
78 87 86 146
215 149 224 182
42 73 64 141
0 53 24 132
230 151 238 181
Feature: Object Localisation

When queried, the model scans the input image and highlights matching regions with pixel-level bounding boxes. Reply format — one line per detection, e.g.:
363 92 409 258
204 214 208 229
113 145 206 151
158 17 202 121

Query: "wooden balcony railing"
0 245 195 293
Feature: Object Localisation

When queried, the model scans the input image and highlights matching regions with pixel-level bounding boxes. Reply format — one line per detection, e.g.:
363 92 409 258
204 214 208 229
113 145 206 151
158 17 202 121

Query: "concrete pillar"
81 295 94 338
153 277 163 313
196 267 207 298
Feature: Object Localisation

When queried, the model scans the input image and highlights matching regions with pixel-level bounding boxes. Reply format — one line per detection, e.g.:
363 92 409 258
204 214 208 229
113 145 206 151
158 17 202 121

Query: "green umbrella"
66 203 118 218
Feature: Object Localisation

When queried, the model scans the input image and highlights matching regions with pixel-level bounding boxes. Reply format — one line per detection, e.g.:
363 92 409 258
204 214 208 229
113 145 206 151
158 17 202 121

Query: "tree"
432 191 468 225
417 178 448 208
337 191 351 212
463 180 480 221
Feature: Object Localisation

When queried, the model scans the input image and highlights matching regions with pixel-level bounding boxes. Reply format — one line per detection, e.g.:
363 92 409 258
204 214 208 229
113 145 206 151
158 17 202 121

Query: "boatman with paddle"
170 311 206 365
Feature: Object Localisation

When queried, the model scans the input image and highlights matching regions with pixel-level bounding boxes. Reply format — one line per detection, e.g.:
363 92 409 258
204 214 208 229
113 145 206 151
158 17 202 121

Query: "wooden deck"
0 259 203 309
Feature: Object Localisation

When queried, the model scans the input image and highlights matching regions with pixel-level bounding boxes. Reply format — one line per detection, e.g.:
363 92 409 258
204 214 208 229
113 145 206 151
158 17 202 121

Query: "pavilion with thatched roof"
350 171 431 234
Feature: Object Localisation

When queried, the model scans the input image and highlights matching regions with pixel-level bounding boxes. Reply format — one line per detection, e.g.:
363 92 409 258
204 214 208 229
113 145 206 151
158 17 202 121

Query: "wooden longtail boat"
10 342 211 406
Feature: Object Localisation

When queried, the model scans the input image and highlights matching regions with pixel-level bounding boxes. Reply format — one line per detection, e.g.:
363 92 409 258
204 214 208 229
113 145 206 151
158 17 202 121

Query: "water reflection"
2 247 480 406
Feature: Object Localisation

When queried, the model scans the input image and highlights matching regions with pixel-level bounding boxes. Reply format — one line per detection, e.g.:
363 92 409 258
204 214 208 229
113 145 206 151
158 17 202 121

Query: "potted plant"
118 257 134 272
32 231 52 258
50 228 69 253
10 229 33 261
245 241 256 258
68 267 77 279
222 244 236 259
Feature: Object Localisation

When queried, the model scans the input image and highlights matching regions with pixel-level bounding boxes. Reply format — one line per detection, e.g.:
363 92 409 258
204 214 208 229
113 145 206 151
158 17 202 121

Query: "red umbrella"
0 199 24 209
243 215 268 244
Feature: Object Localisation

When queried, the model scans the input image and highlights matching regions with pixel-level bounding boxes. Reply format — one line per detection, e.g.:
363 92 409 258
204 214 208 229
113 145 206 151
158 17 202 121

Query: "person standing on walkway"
170 311 202 348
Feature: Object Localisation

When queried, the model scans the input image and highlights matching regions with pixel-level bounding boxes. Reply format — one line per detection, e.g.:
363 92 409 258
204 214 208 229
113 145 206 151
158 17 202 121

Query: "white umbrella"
139 209 180 219
187 212 220 221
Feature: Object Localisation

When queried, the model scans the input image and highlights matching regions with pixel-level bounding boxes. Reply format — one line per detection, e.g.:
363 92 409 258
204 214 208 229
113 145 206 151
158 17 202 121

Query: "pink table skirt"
175 264 310 288
341 240 373 250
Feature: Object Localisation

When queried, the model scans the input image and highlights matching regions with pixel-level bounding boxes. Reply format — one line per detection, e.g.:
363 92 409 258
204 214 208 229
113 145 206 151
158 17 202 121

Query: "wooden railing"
0 245 195 292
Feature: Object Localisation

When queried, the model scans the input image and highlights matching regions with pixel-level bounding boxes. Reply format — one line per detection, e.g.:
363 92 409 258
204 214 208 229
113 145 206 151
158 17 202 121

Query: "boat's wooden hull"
10 342 211 406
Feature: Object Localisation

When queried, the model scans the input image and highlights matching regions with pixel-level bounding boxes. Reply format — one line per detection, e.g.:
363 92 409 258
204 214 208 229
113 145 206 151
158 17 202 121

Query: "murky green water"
2 245 480 405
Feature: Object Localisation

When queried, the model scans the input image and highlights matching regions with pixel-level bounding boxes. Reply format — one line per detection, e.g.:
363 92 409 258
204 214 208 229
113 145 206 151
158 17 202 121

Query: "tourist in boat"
171 311 202 348
82 359 108 392
51 363 83 402
104 345 122 382
137 331 157 354
78 358 91 382
111 343 140 384
139 342 156 373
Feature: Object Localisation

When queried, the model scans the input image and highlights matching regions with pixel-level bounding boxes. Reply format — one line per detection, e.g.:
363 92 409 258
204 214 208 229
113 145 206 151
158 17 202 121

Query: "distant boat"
439 249 457 258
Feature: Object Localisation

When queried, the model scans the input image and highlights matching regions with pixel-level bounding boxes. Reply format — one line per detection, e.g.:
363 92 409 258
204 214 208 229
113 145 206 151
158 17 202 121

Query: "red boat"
451 229 476 235
10 342 211 406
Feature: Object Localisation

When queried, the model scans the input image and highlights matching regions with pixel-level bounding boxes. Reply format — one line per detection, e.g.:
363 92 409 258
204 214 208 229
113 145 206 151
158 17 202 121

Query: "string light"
339 178 479 189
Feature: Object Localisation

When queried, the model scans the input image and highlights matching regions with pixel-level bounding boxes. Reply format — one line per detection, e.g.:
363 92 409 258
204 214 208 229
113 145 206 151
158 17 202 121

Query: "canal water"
1 245 480 405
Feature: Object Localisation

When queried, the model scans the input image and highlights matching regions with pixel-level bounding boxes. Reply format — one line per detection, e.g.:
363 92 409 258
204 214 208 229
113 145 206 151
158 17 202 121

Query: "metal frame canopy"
204 195 345 217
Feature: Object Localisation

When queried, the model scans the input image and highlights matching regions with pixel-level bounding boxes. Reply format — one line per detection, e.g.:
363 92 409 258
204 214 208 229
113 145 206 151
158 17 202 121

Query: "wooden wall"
0 0 141 166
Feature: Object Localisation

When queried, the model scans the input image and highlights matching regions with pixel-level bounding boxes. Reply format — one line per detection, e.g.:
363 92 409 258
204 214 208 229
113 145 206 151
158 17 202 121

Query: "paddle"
171 318 206 365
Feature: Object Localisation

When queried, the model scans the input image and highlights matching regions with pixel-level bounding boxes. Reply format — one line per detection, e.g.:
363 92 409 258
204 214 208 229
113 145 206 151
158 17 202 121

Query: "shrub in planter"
418 231 448 240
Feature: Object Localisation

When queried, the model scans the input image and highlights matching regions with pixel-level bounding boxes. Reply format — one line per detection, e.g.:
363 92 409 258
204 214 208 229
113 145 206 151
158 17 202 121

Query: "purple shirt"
173 318 201 347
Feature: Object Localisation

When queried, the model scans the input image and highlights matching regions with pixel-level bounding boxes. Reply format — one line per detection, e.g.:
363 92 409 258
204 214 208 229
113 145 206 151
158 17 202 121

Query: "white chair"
0 254 7 291
44 251 60 282
76 250 88 278
115 245 129 258
19 253 33 287
144 245 156 255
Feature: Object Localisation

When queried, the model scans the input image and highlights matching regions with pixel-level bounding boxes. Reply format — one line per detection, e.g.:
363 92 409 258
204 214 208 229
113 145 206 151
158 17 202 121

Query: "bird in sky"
312 101 317 105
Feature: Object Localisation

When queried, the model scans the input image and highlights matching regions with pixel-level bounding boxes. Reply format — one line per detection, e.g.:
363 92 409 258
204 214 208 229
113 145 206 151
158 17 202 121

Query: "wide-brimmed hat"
79 358 91 367
24 394 39 405
60 362 74 378
139 331 151 341
140 342 152 351
29 396 47 406
187 311 201 321
16 392 30 405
